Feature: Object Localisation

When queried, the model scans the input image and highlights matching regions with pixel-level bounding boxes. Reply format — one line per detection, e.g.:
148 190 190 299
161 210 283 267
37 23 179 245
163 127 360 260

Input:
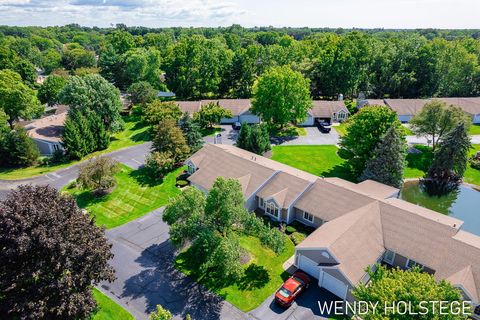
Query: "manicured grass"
271 145 355 181
200 126 222 137
333 123 347 137
469 124 480 135
402 125 414 136
65 165 183 229
0 115 150 180
404 145 480 186
92 288 133 320
271 144 480 187
270 125 307 137
175 235 295 312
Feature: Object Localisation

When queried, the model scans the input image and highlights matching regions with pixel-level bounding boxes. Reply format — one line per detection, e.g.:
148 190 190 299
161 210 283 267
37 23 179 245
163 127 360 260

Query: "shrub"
285 225 297 235
148 305 172 320
290 232 306 245
0 127 40 167
145 151 175 179
470 154 480 170
77 157 120 195
176 180 189 187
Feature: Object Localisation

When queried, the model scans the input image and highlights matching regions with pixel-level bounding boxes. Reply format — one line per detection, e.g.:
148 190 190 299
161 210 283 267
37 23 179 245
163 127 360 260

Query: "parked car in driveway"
274 271 311 307
318 121 331 133
232 121 242 130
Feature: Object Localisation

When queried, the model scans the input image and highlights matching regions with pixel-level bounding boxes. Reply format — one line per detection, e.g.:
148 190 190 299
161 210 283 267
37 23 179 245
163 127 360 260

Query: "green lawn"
469 124 480 135
271 145 355 181
176 235 295 312
269 125 307 137
200 126 222 137
65 165 183 229
333 123 347 137
271 144 480 187
0 115 150 180
92 288 133 320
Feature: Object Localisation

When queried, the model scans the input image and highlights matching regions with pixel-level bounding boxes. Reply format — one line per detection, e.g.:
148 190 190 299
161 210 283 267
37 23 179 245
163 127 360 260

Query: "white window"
337 111 347 121
53 144 60 151
383 250 395 265
265 201 279 218
303 211 314 222
406 259 424 270
258 197 264 208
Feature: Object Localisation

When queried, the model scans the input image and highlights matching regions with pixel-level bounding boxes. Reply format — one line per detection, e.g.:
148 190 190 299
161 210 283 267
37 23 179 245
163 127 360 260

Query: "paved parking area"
98 209 247 320
249 286 342 320
203 125 238 145
272 126 340 146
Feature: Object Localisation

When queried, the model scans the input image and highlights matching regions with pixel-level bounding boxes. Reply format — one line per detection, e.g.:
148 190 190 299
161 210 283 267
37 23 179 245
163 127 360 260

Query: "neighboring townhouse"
299 100 350 126
25 112 66 155
358 97 480 124
175 99 349 126
185 144 480 315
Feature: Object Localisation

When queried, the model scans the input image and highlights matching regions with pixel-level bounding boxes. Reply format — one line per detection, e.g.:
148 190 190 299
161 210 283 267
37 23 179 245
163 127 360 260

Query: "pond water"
400 181 480 236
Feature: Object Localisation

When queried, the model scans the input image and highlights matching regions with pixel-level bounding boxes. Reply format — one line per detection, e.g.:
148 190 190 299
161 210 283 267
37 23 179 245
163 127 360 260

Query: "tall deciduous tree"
163 35 233 99
340 106 401 177
142 101 182 127
252 65 312 127
0 185 115 319
193 102 233 129
60 74 124 132
423 123 471 195
410 100 471 151
360 125 407 188
37 75 67 106
152 119 190 163
0 69 43 129
163 178 285 282
353 265 465 320
127 81 157 106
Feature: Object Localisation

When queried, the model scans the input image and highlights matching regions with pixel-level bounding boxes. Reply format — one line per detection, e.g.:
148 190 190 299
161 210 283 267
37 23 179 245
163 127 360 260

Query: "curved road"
0 142 152 200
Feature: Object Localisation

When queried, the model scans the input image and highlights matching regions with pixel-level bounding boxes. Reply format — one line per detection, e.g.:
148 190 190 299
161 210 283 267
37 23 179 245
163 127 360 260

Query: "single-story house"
358 97 480 124
185 144 480 313
175 99 261 124
25 112 66 155
299 100 350 126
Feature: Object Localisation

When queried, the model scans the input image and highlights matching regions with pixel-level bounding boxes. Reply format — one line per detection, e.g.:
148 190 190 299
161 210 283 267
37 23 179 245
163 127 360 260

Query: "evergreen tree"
76 110 95 154
87 111 110 151
0 128 40 167
179 113 203 153
360 125 407 188
152 119 190 163
423 123 471 195
62 112 86 160
249 124 271 155
236 122 251 150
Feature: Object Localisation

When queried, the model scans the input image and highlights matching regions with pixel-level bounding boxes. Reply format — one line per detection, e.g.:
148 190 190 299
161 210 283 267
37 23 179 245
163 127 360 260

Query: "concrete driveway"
98 209 247 320
203 125 238 145
271 126 340 146
250 285 342 320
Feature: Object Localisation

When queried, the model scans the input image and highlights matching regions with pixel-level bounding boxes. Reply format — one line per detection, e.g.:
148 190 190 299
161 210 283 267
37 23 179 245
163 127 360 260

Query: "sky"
0 0 479 29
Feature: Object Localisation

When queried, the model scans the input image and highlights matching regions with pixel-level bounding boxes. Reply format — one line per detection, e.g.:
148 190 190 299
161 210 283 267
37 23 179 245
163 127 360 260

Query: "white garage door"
239 114 260 124
298 255 319 279
320 271 348 300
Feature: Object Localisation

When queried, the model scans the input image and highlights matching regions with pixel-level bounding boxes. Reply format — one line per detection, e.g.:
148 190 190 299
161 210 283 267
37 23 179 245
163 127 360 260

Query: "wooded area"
1 24 480 101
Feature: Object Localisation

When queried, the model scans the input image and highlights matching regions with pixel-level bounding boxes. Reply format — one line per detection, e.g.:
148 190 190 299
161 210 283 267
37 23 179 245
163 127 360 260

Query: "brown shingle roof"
25 112 66 143
294 179 376 222
309 100 349 118
201 99 251 116
256 172 312 209
365 99 387 107
176 101 201 115
187 144 480 300
298 202 385 284
384 98 430 116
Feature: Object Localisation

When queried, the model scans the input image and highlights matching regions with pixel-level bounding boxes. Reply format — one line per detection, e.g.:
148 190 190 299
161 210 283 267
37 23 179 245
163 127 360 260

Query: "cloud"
0 0 246 26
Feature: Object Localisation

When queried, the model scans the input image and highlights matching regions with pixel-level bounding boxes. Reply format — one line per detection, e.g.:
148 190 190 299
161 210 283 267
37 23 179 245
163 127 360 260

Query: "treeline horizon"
1 24 480 101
